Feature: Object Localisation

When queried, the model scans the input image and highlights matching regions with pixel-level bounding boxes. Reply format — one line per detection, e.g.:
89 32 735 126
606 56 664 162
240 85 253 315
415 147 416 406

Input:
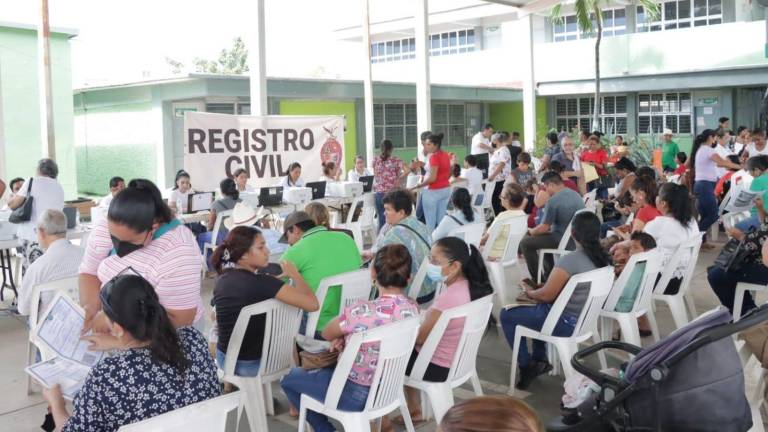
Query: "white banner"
184 112 344 191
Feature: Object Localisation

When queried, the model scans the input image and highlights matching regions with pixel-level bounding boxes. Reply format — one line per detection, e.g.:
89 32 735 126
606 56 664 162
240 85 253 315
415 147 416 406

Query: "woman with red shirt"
628 176 661 233
581 135 610 199
414 133 452 233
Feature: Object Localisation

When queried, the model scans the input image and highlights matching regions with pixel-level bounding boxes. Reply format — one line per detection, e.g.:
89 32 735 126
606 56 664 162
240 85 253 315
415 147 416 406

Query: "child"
480 183 527 261
462 154 484 197
673 152 687 176
510 152 536 186
614 232 657 336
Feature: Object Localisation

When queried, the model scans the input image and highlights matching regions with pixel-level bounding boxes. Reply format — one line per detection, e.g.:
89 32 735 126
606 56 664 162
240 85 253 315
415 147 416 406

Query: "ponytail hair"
427 133 445 148
173 170 190 190
219 178 239 201
451 187 474 223
101 274 188 372
569 212 611 268
211 226 262 274
630 175 658 206
434 237 493 301
381 139 393 161
658 183 694 227
111 179 172 231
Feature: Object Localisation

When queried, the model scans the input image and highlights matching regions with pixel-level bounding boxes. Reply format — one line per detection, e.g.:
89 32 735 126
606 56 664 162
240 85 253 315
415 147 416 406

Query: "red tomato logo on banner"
321 126 343 164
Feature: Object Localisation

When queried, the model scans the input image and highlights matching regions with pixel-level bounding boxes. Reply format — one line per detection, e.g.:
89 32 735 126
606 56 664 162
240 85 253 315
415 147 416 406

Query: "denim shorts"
216 349 261 377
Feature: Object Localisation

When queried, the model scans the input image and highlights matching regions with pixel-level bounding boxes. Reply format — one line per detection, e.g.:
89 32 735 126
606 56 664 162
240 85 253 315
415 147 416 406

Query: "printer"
327 181 363 198
283 187 313 206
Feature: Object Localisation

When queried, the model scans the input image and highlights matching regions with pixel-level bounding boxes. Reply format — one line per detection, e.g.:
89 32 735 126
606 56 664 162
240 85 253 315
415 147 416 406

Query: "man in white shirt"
510 131 522 148
98 176 125 209
714 129 734 178
17 209 84 316
471 123 495 155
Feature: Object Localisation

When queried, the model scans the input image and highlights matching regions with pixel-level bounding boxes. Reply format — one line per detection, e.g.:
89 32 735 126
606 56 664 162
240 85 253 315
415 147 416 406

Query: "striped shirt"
79 220 204 322
18 239 84 316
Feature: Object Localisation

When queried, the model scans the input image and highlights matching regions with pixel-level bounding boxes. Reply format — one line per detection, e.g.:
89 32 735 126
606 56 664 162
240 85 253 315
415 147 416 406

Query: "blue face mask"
426 263 445 283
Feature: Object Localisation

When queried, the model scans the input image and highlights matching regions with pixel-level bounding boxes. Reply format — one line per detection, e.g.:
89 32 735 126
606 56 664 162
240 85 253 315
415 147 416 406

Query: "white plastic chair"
407 256 430 301
736 339 767 432
600 250 662 347
651 234 703 330
26 277 79 395
298 318 420 432
203 209 233 267
446 222 485 248
336 193 377 252
405 295 493 423
723 210 752 233
583 190 598 210
472 181 493 220
481 215 528 308
303 269 372 338
218 300 302 432
117 391 241 432
509 266 615 394
734 282 768 322
536 208 594 284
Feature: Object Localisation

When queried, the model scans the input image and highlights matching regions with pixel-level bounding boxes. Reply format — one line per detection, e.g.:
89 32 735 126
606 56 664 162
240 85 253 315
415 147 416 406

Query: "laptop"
305 181 327 200
259 186 284 207
187 191 215 213
359 175 374 193
474 153 490 179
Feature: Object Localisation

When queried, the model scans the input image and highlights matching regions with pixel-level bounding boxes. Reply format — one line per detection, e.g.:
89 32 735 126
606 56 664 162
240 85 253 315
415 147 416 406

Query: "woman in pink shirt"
79 179 204 335
395 236 494 425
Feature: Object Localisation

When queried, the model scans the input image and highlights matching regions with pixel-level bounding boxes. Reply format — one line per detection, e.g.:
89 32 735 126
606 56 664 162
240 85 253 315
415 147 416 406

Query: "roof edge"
0 20 78 38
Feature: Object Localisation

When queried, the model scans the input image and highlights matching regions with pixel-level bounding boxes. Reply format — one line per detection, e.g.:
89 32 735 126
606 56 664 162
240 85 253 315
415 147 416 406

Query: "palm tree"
552 1 658 132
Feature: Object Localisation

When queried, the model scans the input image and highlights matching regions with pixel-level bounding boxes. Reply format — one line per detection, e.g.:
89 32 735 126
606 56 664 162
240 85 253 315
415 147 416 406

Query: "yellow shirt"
488 209 526 259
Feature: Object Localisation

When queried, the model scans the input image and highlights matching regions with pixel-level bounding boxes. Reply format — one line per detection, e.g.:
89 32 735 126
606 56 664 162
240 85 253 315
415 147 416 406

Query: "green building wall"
489 98 549 153
0 27 77 197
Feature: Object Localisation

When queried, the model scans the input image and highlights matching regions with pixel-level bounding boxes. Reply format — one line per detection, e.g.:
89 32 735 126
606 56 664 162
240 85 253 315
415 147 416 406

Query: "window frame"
637 92 693 135
636 0 721 33
554 95 628 135
552 8 627 42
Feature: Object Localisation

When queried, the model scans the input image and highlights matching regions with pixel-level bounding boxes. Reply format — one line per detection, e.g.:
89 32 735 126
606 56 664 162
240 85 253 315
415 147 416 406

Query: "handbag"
711 237 750 273
9 178 34 224
299 349 339 370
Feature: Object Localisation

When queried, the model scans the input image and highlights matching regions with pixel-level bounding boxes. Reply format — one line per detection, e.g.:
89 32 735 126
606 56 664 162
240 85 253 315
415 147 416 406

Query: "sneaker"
516 361 553 390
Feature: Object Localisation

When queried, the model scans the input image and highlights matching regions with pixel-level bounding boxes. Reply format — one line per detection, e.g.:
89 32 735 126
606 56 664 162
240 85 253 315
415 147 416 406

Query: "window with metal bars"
370 29 475 63
637 92 692 134
555 96 628 134
373 103 418 148
636 0 721 32
552 8 627 42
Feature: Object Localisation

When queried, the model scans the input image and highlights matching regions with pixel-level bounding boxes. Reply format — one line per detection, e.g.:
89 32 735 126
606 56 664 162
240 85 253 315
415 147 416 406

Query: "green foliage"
177 37 250 75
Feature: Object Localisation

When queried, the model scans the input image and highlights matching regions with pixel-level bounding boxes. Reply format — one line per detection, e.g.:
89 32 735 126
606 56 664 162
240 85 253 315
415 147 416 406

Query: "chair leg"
297 405 308 432
241 380 267 432
400 394 417 432
684 292 697 321
600 316 614 343
470 371 483 396
554 341 577 380
617 315 641 348
264 382 275 416
548 343 561 376
734 287 747 322
509 333 522 395
423 384 454 424
25 341 35 396
667 297 689 330
592 334 607 370
646 310 661 342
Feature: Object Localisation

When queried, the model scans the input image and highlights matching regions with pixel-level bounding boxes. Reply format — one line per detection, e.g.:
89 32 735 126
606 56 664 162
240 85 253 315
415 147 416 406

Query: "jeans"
491 181 505 216
281 367 370 432
600 219 623 239
735 215 761 232
415 191 425 224
421 187 451 234
197 230 227 254
216 349 261 377
694 181 718 242
500 303 575 368
587 182 608 200
707 262 768 318
519 233 560 282
375 192 386 229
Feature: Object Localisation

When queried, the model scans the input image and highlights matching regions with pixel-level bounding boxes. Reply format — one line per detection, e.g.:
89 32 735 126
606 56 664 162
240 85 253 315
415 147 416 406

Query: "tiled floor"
0 244 753 431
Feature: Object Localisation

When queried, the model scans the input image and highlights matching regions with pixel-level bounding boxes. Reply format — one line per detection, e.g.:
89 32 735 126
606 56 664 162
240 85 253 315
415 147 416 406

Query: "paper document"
25 357 91 399
725 190 759 213
583 163 599 184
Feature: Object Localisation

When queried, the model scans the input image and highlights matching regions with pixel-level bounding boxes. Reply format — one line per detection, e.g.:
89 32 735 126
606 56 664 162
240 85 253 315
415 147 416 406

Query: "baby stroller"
547 304 768 432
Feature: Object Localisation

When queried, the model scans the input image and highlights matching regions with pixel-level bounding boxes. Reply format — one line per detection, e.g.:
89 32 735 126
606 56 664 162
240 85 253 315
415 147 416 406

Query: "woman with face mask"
79 179 204 336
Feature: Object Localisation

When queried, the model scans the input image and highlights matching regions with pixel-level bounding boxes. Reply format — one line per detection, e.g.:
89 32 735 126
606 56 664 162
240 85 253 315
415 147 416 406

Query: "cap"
663 128 673 136
279 211 314 243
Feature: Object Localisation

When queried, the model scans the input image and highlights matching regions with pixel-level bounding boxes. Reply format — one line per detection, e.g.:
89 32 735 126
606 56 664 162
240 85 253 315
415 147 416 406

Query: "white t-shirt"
15 176 65 241
169 189 194 213
746 142 768 158
644 216 699 279
510 140 522 148
489 145 511 183
347 168 372 183
714 144 734 178
98 193 114 210
471 132 491 155
237 184 255 193
280 176 305 188
462 167 484 197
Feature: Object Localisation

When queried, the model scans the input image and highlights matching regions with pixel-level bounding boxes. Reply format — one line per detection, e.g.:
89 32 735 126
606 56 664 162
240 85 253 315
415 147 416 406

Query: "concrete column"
362 0 375 167
415 0 431 158
38 0 55 159
520 15 537 152
247 0 268 116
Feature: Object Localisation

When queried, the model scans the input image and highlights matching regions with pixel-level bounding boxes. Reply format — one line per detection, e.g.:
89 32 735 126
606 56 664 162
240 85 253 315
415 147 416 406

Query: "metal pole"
248 0 268 116
521 15 537 152
38 0 55 159
362 0 375 167
415 0 431 158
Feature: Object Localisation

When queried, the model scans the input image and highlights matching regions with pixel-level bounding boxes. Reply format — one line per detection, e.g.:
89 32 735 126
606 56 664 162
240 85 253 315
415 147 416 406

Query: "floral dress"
63 327 221 432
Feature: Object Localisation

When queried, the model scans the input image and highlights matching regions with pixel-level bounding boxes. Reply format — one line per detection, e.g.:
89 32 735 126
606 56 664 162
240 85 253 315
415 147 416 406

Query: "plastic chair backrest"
481 215 527 264
304 269 372 337
653 234 703 296
583 190 598 210
541 266 615 337
407 256 430 300
447 222 486 248
602 249 661 313
344 195 365 225
558 208 594 251
410 295 493 385
222 299 302 379
117 391 241 432
361 193 377 230
29 277 79 334
210 209 233 247
324 318 419 412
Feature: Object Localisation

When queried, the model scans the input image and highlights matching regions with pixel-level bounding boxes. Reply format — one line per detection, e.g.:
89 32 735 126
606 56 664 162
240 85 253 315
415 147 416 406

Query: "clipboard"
583 163 599 184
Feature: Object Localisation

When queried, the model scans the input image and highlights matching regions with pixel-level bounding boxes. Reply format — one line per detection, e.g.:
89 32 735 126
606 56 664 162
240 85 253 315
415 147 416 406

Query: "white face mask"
426 263 446 283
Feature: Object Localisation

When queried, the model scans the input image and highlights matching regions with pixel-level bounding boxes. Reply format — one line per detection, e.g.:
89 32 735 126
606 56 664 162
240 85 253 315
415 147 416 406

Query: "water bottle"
176 197 184 215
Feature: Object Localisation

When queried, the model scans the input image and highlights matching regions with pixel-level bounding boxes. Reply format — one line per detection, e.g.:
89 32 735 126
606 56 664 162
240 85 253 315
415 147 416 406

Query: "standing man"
471 123 495 155
660 128 680 172
510 131 522 148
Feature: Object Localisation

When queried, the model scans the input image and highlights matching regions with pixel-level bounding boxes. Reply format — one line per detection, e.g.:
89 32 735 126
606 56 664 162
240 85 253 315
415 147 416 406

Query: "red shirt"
674 165 686 176
715 171 734 197
564 179 579 193
636 204 662 224
581 148 609 177
429 150 452 190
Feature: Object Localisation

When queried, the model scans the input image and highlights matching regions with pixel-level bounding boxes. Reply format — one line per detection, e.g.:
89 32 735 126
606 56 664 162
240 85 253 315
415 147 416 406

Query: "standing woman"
280 162 305 188
690 129 741 249
373 139 407 229
168 170 195 214
415 133 453 233
488 133 512 215
233 168 255 193
79 179 204 334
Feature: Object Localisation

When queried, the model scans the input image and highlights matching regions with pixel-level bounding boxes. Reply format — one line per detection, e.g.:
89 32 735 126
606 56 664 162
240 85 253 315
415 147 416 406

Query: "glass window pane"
616 118 628 134
393 40 401 55
679 21 691 28
566 15 577 32
665 93 679 112
636 6 646 29
638 115 651 134
449 125 464 146
567 99 578 116
467 29 475 46
651 116 664 133
449 31 457 47
385 104 404 125
603 10 613 29
665 2 677 21
431 35 440 50
556 119 567 132
709 0 721 15
385 126 404 147
680 93 692 112
448 105 465 125
694 0 707 17
616 96 628 113
638 94 650 112
579 98 591 116
651 94 663 112
373 104 384 125
709 17 721 24
458 30 466 46
666 115 678 133
405 126 418 147
679 115 692 133
432 104 448 125
441 33 450 48
567 118 579 130
679 0 691 18
556 99 567 116
386 41 393 56
694 19 707 26
604 96 615 115
374 127 383 146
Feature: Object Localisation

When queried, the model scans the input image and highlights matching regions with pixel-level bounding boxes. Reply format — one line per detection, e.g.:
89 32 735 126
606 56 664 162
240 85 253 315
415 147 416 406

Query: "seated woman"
280 244 419 432
43 273 220 431
364 189 436 303
500 212 610 390
197 178 241 253
480 183 527 261
168 170 195 214
319 161 341 183
233 168 255 193
614 175 661 239
304 201 354 239
280 162 305 188
347 155 372 182
211 226 318 376
709 196 768 317
432 187 483 242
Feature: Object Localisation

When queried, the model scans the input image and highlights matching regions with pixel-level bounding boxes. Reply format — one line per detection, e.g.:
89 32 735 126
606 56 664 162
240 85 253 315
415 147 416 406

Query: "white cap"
663 128 673 136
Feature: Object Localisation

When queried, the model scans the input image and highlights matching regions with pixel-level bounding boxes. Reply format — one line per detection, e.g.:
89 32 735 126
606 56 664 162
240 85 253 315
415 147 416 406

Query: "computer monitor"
305 181 327 200
188 192 215 213
359 175 374 193
259 186 284 207
474 153 490 179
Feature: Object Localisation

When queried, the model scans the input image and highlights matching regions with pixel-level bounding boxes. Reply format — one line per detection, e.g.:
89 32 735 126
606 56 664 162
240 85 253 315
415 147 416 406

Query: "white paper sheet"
25 357 91 400
35 294 103 367
726 190 759 213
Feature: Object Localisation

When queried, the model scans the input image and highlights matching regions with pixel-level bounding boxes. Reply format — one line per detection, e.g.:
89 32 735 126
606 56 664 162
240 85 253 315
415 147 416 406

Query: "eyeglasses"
100 266 142 319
